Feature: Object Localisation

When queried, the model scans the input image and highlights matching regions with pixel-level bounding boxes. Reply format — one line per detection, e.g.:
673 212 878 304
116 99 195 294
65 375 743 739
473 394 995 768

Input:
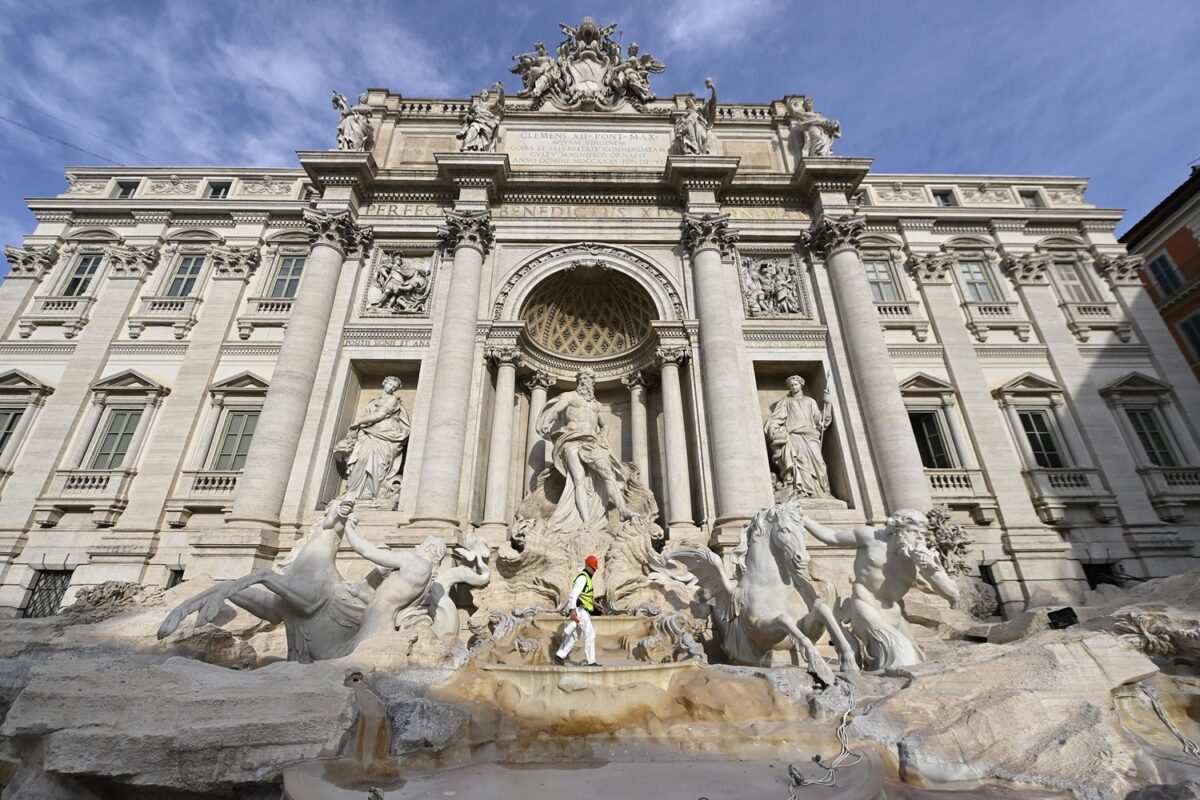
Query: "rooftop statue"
458 83 505 152
674 79 717 155
801 509 959 669
331 90 373 152
787 95 840 157
509 17 666 111
668 502 857 684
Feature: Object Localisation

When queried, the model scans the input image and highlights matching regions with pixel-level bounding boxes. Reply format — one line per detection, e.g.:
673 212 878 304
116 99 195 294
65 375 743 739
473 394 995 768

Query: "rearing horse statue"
668 501 857 684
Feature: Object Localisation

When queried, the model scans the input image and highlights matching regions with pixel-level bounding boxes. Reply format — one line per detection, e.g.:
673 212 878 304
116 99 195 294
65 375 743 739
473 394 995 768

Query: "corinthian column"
682 214 769 544
621 371 653 483
228 208 373 528
410 210 495 529
480 346 521 543
811 214 931 511
656 346 695 532
522 371 554 491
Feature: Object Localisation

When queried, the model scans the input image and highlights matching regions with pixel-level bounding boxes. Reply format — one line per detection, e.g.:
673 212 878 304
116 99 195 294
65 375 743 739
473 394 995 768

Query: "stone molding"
102 244 160 280
681 213 738 257
302 208 373 258
806 214 865 257
521 370 555 393
209 244 262 281
1094 254 1145 288
906 252 956 285
484 345 523 367
4 244 59 280
438 209 495 255
655 346 691 367
1002 253 1053 286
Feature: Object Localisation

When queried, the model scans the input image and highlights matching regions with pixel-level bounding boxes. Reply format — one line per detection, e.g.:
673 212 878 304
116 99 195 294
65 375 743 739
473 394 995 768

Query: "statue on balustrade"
673 78 717 155
331 90 373 152
801 509 959 669
787 95 840 158
765 375 834 501
333 376 410 505
458 82 505 152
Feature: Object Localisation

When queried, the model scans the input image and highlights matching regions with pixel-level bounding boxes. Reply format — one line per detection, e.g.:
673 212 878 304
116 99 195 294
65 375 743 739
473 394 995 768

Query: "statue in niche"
333 376 410 505
511 41 561 101
765 375 834 501
673 78 717 155
537 367 636 527
158 497 453 662
606 42 665 104
787 95 840 158
368 252 431 314
741 257 802 316
801 509 959 670
331 90 373 152
457 82 505 152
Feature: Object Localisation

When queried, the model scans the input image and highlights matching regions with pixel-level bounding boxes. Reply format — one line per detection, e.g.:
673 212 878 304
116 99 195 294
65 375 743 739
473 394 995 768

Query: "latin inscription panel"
504 128 671 169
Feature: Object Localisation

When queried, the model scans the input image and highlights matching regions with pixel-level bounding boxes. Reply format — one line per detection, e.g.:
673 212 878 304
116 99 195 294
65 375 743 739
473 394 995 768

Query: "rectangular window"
270 256 306 299
864 259 900 302
933 189 956 207
958 259 998 302
165 254 205 297
114 181 139 199
909 411 956 469
1051 260 1099 303
1147 254 1183 296
1019 191 1043 209
1179 313 1200 360
1126 409 1177 467
1018 410 1067 469
207 181 231 199
166 569 184 589
0 407 24 456
88 408 143 470
23 569 72 618
212 410 259 471
62 254 103 297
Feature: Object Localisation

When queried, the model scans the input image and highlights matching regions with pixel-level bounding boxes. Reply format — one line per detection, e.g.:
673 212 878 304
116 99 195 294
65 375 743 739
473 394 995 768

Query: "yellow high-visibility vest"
575 571 594 612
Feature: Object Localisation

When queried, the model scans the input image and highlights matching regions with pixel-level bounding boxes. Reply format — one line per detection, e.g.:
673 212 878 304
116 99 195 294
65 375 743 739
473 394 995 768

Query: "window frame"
932 188 958 208
70 371 169 473
955 256 1000 303
206 180 232 200
164 253 207 298
113 180 140 199
863 254 902 303
1178 312 1200 362
1146 252 1184 297
0 369 53 479
210 407 260 471
87 405 145 470
1017 409 1069 469
269 254 306 300
1048 254 1101 304
908 408 958 469
59 252 105 298
1124 406 1179 468
1019 190 1044 209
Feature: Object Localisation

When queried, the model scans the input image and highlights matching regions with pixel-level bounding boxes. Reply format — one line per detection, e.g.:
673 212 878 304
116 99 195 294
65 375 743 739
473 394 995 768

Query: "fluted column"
681 214 767 542
522 371 554 491
656 347 695 530
621 371 652 483
411 210 495 528
228 208 372 528
480 346 521 539
813 215 931 512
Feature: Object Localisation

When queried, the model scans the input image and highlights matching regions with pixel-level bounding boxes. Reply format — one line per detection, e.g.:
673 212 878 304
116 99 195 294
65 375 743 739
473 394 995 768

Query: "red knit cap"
585 555 599 570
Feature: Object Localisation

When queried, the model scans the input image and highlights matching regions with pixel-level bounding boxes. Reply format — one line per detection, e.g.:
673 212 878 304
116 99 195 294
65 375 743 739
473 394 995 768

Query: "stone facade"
1 26 1198 620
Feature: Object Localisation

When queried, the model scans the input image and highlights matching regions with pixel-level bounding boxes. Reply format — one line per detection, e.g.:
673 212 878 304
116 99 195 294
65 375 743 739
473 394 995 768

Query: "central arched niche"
521 266 656 360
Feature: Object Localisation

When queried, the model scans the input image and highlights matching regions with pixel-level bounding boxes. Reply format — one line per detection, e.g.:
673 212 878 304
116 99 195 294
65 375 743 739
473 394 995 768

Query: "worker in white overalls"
553 554 601 667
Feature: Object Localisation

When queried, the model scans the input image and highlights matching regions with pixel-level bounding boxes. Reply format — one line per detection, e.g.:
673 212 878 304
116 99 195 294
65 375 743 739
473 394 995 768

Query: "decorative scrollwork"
439 210 495 255
303 208 373 257
804 215 864 258
907 252 956 284
4 244 58 280
681 213 738 257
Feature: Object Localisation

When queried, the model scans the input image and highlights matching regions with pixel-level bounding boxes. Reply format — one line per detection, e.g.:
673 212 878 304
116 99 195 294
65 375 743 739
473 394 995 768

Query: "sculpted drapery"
765 375 833 500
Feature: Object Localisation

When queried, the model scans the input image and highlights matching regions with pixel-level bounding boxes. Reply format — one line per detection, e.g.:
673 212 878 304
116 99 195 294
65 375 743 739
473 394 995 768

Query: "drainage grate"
23 570 73 618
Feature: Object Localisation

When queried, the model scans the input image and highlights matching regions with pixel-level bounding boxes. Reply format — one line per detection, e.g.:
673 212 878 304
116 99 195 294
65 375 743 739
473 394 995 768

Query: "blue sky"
1 0 1197 274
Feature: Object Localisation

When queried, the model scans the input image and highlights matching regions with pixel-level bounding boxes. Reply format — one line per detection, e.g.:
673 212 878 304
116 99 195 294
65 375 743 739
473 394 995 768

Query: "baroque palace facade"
1 19 1198 619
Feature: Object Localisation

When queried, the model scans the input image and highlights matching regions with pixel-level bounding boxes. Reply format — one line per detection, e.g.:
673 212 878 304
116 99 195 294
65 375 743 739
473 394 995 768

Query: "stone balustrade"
1021 466 1118 524
1059 300 1131 342
236 296 295 339
961 300 1031 342
165 469 242 528
128 295 203 339
18 295 96 338
34 468 138 528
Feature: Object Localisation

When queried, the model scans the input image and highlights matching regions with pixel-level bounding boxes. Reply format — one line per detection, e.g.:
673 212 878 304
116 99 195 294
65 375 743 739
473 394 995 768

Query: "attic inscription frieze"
504 129 671 168
361 202 808 222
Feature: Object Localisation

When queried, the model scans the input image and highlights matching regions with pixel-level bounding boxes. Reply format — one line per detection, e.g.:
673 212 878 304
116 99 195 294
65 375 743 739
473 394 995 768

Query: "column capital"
4 244 58 281
484 345 522 367
621 371 655 391
102 243 160 281
522 370 555 393
209 244 262 282
1094 253 1144 288
303 208 373 258
804 214 865 258
1002 252 1052 286
906 252 956 285
655 346 691 368
439 209 495 255
681 213 738 257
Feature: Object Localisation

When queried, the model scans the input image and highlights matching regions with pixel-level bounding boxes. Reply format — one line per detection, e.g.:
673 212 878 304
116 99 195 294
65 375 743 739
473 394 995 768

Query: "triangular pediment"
995 372 1063 395
0 369 53 396
91 369 166 393
1099 372 1172 396
899 372 955 393
209 372 270 392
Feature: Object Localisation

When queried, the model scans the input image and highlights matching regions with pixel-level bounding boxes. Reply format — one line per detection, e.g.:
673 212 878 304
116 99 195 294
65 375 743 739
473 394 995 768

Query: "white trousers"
555 608 596 664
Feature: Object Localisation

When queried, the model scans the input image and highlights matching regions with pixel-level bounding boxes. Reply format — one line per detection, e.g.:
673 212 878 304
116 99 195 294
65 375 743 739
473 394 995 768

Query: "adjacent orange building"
1121 167 1200 381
